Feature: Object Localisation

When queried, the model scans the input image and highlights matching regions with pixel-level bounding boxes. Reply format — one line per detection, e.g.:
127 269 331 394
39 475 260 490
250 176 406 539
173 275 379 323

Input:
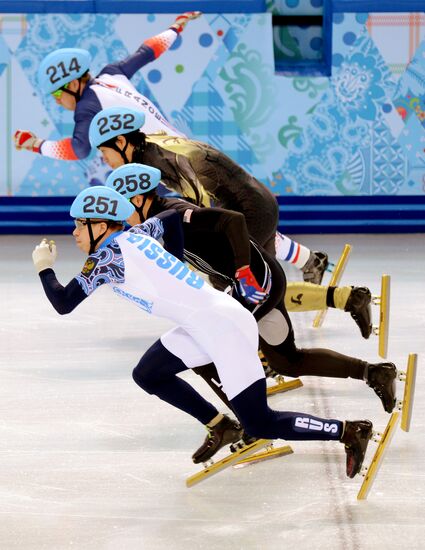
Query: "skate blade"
397 353 417 432
357 412 400 500
266 378 303 396
186 439 272 488
312 244 352 329
233 443 293 468
371 274 390 358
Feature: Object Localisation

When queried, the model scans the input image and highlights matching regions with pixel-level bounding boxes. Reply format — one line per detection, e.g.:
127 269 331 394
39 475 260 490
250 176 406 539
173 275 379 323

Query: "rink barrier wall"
1 196 424 235
1 2 424 220
0 1 267 13
1 1 423 13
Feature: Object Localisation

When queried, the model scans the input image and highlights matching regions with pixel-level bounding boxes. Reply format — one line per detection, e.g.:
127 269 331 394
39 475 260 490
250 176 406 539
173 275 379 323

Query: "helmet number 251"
83 195 118 217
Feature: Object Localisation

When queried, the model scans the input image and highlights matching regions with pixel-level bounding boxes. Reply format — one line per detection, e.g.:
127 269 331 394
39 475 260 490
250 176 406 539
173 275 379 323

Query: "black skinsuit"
134 135 279 254
145 195 368 410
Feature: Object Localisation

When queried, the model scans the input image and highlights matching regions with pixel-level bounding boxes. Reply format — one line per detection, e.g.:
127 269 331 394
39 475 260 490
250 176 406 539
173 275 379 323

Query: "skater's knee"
258 309 290 345
132 360 158 393
133 340 187 393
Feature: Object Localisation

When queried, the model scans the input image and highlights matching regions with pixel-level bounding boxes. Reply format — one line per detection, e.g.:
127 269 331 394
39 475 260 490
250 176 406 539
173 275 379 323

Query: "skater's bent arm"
40 90 101 160
101 27 179 80
185 208 251 270
38 269 87 314
39 244 125 314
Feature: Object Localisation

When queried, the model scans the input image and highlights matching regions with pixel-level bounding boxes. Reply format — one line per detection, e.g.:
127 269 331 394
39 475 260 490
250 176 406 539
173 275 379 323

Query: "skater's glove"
14 130 43 153
170 11 202 33
235 265 269 305
32 239 57 273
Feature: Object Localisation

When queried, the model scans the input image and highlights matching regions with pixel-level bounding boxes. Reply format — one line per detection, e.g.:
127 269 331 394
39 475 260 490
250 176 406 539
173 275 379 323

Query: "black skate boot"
301 251 329 285
340 420 373 478
366 362 397 413
344 286 372 339
192 415 243 464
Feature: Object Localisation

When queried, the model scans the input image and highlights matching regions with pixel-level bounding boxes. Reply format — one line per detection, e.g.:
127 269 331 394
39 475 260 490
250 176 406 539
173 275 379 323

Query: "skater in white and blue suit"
32 186 374 479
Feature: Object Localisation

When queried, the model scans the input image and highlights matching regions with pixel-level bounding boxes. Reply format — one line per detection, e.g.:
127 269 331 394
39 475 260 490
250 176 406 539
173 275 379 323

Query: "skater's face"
98 136 133 169
51 79 79 111
72 219 108 253
98 146 124 169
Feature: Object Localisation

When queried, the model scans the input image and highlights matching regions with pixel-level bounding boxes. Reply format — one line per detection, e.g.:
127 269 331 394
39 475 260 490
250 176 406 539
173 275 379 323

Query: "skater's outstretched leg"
230 378 372 478
250 246 395 412
285 283 372 338
258 305 396 413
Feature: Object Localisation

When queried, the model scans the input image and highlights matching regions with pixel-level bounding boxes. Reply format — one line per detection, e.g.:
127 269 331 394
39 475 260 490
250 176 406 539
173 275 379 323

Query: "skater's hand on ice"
235 265 269 305
14 130 43 153
32 239 57 273
170 11 202 33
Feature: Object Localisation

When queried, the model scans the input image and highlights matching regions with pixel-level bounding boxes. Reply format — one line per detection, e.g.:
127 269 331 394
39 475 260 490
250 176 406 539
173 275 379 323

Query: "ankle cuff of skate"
326 286 336 308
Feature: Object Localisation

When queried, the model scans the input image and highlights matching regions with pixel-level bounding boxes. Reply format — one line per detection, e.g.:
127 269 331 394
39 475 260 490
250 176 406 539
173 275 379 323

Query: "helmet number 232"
97 114 136 136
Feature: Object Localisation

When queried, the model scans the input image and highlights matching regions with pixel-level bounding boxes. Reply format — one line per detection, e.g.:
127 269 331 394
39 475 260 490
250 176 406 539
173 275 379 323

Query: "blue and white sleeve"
75 241 125 296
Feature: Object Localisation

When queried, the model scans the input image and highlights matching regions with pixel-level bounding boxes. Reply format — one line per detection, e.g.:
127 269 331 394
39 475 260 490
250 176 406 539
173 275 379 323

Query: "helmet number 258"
114 173 152 194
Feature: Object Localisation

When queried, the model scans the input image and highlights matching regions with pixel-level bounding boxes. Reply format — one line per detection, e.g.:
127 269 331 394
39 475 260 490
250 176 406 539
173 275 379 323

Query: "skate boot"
340 420 373 478
366 362 397 413
301 251 329 285
344 287 372 339
192 415 243 464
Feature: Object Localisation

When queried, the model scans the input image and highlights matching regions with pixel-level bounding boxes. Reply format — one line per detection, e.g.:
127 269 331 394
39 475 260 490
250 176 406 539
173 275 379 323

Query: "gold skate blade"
234 444 293 467
313 244 352 328
357 412 400 500
266 378 303 396
378 275 390 358
186 439 272 488
401 353 417 432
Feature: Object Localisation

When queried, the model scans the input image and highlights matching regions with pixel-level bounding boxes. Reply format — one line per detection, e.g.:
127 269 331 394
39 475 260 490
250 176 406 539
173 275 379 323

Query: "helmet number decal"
46 57 82 84
114 173 152 194
82 195 118 217
97 113 136 136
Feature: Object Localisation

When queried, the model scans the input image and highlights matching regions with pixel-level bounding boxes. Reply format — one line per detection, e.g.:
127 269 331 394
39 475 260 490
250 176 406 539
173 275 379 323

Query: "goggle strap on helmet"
87 219 114 254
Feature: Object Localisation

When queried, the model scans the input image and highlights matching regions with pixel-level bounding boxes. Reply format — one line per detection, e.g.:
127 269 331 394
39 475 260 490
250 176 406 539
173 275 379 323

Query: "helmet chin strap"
134 196 150 223
100 137 130 164
62 79 83 103
119 138 130 165
87 220 109 254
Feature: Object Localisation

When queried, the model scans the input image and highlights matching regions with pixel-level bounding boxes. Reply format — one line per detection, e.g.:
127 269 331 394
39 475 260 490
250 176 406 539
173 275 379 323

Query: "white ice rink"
1 233 424 550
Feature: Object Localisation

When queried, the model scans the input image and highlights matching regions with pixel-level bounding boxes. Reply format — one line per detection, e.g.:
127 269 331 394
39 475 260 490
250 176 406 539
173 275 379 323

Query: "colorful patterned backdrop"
0 10 424 197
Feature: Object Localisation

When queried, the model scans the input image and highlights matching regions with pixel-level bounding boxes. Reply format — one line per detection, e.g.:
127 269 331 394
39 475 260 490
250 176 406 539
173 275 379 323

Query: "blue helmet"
70 185 135 221
105 163 161 199
89 107 145 148
38 48 91 94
